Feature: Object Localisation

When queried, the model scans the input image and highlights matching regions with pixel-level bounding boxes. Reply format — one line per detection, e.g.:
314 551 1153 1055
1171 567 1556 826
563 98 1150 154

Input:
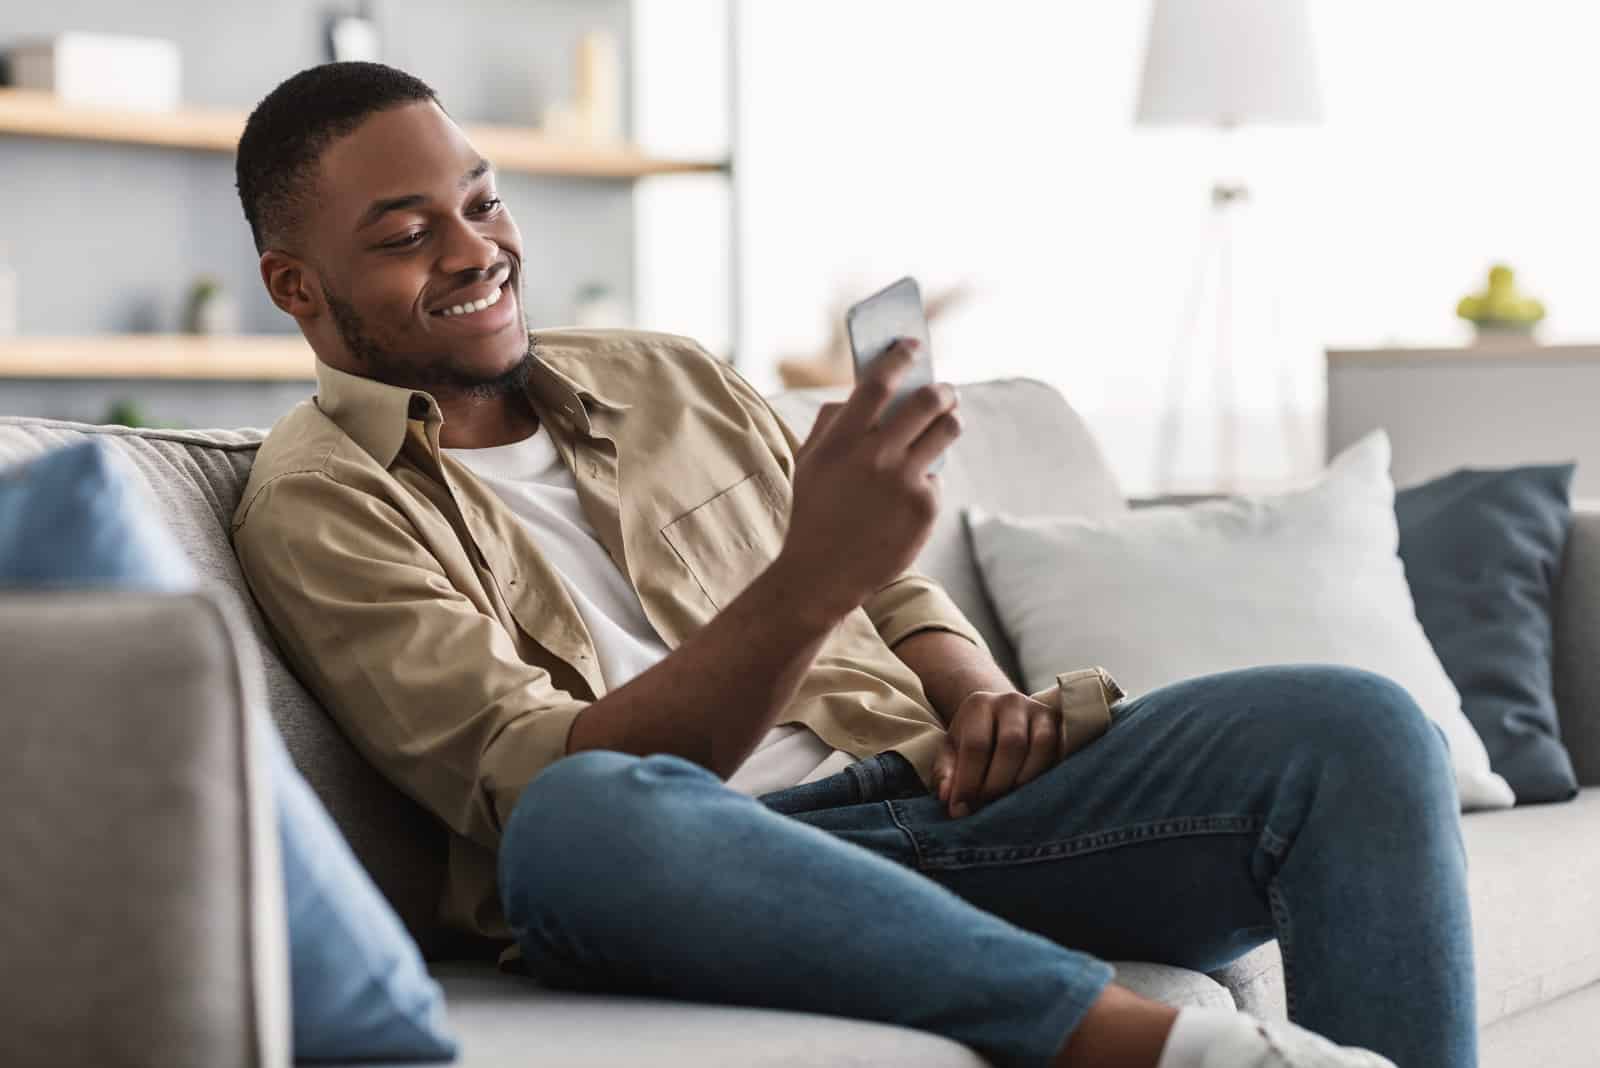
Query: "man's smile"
426 271 518 334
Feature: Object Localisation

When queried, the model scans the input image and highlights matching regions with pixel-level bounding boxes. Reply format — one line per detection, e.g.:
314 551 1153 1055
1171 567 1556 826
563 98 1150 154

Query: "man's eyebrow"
356 193 427 233
354 161 494 233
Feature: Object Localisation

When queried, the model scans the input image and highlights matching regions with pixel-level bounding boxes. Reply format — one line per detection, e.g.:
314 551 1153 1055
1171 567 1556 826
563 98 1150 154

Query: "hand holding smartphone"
845 276 946 474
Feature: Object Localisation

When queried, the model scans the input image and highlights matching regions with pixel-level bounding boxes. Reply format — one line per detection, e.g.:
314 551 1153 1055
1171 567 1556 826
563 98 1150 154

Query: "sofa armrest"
0 591 288 1068
1556 507 1600 787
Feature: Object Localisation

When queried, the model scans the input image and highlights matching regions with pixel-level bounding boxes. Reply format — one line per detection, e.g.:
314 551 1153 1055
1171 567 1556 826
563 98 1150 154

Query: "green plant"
1457 263 1545 328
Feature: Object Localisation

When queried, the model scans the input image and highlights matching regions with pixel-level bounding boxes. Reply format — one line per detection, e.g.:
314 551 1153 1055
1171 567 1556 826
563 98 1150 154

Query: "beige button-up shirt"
232 328 987 939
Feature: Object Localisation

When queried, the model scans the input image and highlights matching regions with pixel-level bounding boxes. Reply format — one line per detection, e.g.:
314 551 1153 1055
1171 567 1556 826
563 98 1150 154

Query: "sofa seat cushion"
1110 961 1234 1010
384 963 990 1067
1199 790 1600 1029
1466 787 1600 1025
391 957 1235 1068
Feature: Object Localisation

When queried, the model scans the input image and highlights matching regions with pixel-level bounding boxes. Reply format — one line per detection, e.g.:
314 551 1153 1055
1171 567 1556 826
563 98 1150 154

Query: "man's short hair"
236 62 438 254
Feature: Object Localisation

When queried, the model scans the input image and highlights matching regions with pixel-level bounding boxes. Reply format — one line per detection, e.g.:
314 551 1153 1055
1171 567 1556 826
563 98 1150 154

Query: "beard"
322 284 535 400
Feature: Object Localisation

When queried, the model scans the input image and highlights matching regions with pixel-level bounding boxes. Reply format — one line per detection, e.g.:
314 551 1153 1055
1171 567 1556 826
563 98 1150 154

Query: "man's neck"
437 390 541 450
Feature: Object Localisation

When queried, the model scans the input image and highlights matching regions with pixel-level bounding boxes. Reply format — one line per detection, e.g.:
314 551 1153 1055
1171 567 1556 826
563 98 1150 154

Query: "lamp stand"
1151 175 1305 496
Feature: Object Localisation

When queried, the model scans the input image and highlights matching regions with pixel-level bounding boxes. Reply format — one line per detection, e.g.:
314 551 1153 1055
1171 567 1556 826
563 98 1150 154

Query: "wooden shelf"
0 336 316 381
0 88 728 179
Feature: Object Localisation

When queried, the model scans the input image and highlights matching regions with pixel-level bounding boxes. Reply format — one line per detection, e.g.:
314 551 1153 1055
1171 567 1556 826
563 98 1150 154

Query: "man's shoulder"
233 399 362 531
534 327 739 404
534 326 712 364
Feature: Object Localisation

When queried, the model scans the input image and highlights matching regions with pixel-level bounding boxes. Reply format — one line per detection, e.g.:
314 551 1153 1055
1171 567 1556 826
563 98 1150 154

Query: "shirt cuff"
864 573 990 654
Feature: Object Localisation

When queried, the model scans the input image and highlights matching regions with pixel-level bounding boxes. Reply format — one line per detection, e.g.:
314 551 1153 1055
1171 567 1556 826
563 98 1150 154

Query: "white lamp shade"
1136 0 1322 127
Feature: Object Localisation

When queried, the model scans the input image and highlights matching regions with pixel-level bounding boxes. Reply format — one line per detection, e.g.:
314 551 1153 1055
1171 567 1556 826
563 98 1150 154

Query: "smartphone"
845 275 945 473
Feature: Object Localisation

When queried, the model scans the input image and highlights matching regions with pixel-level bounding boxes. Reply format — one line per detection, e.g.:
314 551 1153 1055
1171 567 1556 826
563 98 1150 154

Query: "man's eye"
473 197 503 216
383 231 427 249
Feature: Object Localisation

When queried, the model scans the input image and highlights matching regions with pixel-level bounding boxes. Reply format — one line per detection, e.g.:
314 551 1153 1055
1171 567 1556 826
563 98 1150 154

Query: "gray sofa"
2 378 1597 1068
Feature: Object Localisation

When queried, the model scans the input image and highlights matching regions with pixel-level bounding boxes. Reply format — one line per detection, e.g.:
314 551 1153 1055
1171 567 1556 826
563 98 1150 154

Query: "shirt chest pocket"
661 470 788 611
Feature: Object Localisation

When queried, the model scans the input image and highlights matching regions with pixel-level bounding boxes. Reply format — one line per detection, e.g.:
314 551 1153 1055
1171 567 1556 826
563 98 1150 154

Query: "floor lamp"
1137 0 1322 494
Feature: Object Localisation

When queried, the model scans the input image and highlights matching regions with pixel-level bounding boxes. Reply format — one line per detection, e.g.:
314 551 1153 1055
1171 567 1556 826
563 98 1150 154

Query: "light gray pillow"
966 431 1514 812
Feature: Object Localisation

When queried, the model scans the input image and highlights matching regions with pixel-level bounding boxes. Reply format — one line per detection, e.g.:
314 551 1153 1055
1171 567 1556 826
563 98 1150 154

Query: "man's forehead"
317 102 484 209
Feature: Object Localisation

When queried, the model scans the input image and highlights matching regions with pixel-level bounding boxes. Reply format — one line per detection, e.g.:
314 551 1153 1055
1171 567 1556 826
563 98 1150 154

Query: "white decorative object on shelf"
10 34 181 112
543 29 623 143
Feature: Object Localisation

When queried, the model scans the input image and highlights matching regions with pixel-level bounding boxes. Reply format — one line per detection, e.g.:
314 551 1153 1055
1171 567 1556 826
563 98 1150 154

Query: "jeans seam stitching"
1268 877 1298 1020
885 800 927 866
914 813 1267 870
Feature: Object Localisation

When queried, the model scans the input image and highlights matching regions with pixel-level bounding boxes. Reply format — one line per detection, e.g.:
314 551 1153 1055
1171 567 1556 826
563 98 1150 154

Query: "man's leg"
497 748 1125 1067
798 665 1475 1068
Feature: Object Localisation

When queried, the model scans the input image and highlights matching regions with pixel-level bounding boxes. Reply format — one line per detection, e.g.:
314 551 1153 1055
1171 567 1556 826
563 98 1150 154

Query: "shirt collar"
314 333 631 468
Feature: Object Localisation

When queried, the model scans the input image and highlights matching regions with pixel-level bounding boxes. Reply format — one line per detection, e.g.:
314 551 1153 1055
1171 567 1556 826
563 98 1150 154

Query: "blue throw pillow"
1395 463 1579 804
0 441 458 1061
0 439 193 590
264 720 459 1063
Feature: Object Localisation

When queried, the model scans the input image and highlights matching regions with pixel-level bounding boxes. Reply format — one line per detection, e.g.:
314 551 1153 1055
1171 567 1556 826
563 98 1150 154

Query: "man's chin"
441 343 534 398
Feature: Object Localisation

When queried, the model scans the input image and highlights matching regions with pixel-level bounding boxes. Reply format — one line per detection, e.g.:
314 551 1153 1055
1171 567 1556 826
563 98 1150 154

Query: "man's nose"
436 216 500 275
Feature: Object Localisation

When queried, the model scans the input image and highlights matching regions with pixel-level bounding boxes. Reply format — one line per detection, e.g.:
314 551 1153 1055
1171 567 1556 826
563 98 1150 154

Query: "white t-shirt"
444 428 854 796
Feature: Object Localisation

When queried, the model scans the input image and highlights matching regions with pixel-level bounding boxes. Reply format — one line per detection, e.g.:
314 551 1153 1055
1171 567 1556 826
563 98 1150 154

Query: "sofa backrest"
0 377 1123 955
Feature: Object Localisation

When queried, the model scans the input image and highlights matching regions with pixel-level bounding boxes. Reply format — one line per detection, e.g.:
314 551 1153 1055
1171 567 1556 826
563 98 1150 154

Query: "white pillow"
966 431 1514 811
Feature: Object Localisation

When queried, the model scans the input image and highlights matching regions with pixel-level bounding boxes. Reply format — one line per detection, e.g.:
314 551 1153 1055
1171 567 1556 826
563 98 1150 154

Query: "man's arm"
565 555 838 776
891 628 1015 726
897 624 1067 821
569 339 963 777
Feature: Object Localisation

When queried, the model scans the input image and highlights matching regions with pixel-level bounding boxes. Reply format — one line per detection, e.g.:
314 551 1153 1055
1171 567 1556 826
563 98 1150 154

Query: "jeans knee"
498 751 716 925
1283 665 1452 796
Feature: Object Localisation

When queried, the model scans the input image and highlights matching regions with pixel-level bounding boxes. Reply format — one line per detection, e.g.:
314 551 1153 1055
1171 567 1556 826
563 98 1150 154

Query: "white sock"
1155 1007 1247 1068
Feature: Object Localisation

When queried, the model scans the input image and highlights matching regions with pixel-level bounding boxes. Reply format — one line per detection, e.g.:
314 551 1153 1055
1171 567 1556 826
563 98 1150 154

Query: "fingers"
832 338 919 439
976 697 1031 804
880 382 959 457
904 405 962 474
946 694 1063 819
947 705 994 819
932 743 955 803
1014 701 1062 788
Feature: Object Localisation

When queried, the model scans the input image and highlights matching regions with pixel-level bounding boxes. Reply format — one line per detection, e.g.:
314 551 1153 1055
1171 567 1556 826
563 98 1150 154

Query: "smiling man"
230 63 1473 1068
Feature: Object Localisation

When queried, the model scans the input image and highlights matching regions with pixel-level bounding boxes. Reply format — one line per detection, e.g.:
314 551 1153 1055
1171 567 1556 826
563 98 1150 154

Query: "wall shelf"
0 336 316 381
0 88 728 179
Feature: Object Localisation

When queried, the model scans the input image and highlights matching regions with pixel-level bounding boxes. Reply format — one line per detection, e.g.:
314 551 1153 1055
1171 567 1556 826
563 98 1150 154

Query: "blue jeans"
498 665 1475 1068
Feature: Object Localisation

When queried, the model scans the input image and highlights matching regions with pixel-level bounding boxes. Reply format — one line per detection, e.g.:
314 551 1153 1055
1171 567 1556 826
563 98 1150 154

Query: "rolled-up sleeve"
232 471 586 851
861 570 988 653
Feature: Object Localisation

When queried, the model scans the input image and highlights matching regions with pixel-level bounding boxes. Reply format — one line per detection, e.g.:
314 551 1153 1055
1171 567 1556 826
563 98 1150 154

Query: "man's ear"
259 251 322 320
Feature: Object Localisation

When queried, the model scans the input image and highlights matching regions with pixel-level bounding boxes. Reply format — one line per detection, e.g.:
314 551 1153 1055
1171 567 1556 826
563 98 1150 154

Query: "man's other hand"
932 689 1063 818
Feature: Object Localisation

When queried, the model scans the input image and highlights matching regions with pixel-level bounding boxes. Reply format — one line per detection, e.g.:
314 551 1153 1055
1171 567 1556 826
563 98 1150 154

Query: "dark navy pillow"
1395 464 1579 804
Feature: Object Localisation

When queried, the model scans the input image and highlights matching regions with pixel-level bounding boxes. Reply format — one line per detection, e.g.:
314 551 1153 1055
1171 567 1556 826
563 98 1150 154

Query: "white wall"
725 1 1600 494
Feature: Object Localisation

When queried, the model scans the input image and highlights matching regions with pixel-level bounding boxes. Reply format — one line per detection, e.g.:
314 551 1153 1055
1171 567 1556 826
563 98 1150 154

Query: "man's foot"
1194 1013 1397 1068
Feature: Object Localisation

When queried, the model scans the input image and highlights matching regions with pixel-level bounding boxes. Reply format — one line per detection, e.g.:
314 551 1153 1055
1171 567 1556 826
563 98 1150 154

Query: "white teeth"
438 285 505 317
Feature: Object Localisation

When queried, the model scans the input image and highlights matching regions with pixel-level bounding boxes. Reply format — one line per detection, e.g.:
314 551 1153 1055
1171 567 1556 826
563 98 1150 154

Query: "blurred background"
2 0 1597 496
